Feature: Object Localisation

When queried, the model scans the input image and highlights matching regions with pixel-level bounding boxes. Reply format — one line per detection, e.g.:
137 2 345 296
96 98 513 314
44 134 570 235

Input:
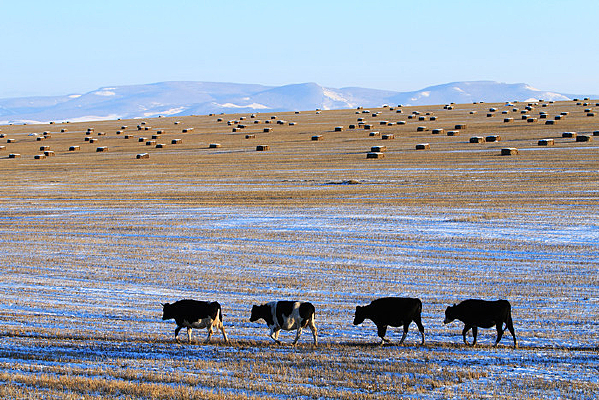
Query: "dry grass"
0 99 598 398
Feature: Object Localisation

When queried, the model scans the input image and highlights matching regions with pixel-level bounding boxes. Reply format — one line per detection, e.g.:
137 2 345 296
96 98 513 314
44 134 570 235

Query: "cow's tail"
502 302 513 333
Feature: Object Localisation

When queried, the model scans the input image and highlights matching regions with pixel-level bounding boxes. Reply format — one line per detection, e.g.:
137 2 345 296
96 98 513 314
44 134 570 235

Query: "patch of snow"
63 114 123 122
93 90 116 96
68 94 81 99
322 88 347 103
453 87 465 93
217 102 270 109
419 91 430 97
142 107 186 117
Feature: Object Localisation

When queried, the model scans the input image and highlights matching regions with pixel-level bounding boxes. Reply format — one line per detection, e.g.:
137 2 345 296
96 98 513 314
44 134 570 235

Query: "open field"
1 100 598 398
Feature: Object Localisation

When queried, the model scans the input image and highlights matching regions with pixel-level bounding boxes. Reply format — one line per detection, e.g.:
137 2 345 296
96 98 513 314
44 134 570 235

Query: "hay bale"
381 134 395 140
124 135 133 139
560 111 569 116
61 128 68 132
587 112 596 117
593 130 599 136
96 146 108 152
44 151 55 157
487 113 494 117
470 111 477 114
486 135 501 142
263 127 272 133
554 115 562 120
39 145 50 151
417 126 427 132
116 130 123 135
454 124 467 129
545 120 556 125
527 118 537 123
121 126 128 130
504 118 513 122
447 130 460 136
254 120 261 124
432 128 444 135
34 154 46 160
366 152 384 159
538 139 554 146
397 121 406 125
380 120 390 124
418 116 425 121
576 135 592 142
364 124 372 129
311 135 323 141
182 128 194 133
209 143 221 148
69 146 80 151
156 130 165 134
0 146 5 151
138 137 147 142
171 139 182 144
469 136 485 143
415 143 430 150
349 124 356 129
489 107 498 112
146 140 156 146
562 132 577 138
369 131 380 137
88 138 98 143
371 145 386 152
87 128 94 133
8 153 21 158
36 137 45 141
245 134 256 139
334 126 344 132
151 135 160 139
174 121 180 125
430 116 437 121
156 143 166 148
256 145 270 151
501 148 518 156
136 153 149 159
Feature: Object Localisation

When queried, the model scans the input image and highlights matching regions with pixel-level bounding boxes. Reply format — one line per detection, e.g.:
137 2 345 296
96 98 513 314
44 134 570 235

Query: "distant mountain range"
0 80 595 124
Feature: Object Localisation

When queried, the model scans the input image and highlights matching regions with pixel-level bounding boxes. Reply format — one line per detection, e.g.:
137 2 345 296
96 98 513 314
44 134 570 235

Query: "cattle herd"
161 297 518 348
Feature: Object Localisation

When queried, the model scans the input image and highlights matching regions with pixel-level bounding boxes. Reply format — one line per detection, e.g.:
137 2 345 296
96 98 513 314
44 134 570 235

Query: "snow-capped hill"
0 80 592 124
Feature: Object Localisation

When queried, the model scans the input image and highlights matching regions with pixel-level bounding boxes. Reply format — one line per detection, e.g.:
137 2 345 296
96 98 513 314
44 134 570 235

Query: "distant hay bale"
387 122 395 126
371 145 386 152
263 127 272 133
254 120 261 124
594 130 599 136
69 145 80 151
174 121 181 125
369 131 380 137
138 137 147 142
538 139 554 146
334 126 344 132
576 135 592 142
364 124 372 129
289 122 297 126
245 134 255 139
182 128 194 133
562 132 577 138
121 126 128 130
487 113 494 117
470 111 477 114
146 140 156 146
554 115 562 120
381 120 390 124
156 143 166 148
584 108 592 113
502 111 509 115
545 120 556 125
8 153 21 158
96 146 108 152
454 124 467 129
311 135 323 141
87 128 94 133
408 115 414 119
357 118 365 122
489 107 497 112
527 118 537 123
97 132 106 136
256 145 270 151
504 118 513 122
39 145 50 151
415 143 430 150
209 143 221 148
587 112 596 117
89 138 98 143
44 151 55 157
36 137 45 141
469 136 485 143
271 116 277 120
276 120 286 125
366 152 384 159
501 148 518 156
521 115 530 120
432 128 444 134
151 135 160 139
116 130 123 135
486 135 501 142
560 111 569 116
397 121 406 125
61 128 68 132
396 109 403 113
136 153 149 159
0 146 5 151
124 135 133 139
349 124 356 129
240 117 246 121
156 130 165 134
381 134 395 140
418 116 425 121
171 139 182 144
417 126 427 132
447 130 460 136
430 116 437 121
232 128 242 132
34 154 46 160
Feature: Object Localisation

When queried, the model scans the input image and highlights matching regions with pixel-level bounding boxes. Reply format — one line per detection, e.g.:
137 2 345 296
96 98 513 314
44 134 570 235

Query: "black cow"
444 299 517 348
353 297 425 345
250 301 318 345
162 299 229 343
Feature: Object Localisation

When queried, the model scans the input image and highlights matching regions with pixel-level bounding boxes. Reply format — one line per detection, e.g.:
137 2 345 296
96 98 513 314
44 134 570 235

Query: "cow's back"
172 299 220 325
456 299 511 327
368 297 422 326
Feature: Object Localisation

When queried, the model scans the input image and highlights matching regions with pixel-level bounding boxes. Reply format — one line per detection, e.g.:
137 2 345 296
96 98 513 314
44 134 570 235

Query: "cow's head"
161 302 173 320
444 304 456 324
249 304 267 322
353 305 366 325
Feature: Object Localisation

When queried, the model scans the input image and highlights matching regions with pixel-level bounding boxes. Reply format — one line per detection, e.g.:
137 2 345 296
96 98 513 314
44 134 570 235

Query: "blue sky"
2 0 598 98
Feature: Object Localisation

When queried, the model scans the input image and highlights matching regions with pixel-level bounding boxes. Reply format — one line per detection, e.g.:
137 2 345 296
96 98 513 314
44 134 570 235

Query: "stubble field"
0 99 598 399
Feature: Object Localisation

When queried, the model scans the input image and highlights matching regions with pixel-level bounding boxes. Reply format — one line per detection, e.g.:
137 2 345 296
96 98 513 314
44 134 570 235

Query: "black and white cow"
162 299 229 344
353 297 425 345
444 299 517 348
249 301 318 346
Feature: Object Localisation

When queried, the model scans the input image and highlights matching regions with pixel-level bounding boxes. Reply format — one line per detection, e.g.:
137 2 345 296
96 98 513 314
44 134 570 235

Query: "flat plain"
1 99 598 399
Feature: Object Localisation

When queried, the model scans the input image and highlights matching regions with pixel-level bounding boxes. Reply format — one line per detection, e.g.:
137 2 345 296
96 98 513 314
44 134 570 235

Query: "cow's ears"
161 302 167 307
453 303 456 307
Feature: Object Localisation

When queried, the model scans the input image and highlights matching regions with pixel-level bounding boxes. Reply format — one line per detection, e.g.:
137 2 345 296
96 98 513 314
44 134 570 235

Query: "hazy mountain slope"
0 80 592 124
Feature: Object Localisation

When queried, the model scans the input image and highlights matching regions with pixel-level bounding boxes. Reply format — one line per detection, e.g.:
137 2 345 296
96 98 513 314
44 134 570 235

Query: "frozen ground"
0 204 597 398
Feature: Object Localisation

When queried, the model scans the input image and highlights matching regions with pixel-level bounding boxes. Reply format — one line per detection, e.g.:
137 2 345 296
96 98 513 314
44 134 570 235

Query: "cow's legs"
220 323 229 343
415 316 425 345
494 323 504 347
377 325 389 345
398 323 409 345
292 327 303 345
506 316 517 348
186 327 193 343
308 318 318 346
205 325 214 343
471 326 478 346
175 325 182 342
462 325 472 345
270 328 282 344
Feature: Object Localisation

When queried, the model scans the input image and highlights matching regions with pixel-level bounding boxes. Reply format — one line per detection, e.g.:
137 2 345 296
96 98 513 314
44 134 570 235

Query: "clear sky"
2 0 598 98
